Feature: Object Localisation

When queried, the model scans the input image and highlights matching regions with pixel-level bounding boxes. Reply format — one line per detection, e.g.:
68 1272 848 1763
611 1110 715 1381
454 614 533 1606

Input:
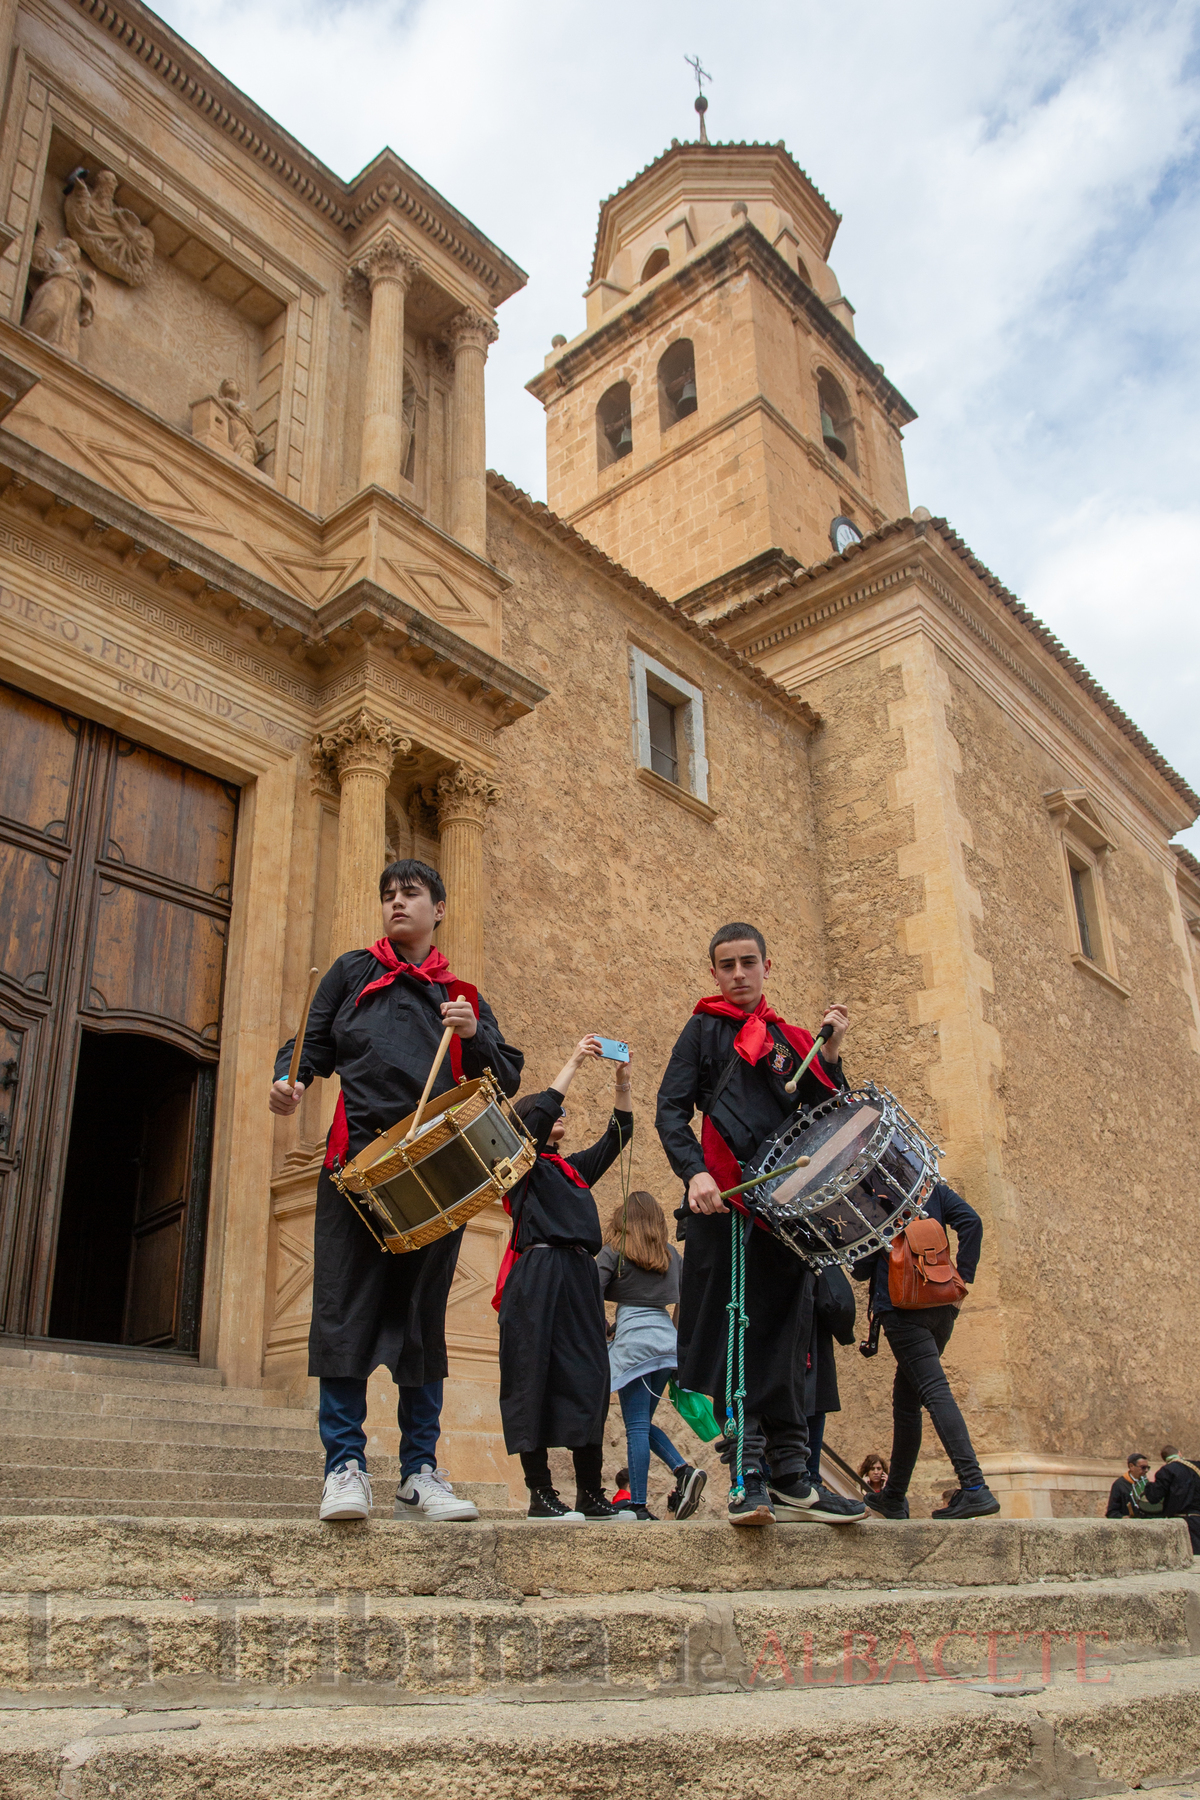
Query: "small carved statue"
216 378 265 465
24 232 95 357
63 168 155 287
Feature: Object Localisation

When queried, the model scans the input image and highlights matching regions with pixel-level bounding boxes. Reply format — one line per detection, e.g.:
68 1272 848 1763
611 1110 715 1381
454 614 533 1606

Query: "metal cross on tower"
685 54 712 144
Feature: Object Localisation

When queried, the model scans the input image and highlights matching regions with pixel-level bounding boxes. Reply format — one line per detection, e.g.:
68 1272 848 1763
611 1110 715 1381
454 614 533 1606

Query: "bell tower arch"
527 142 917 615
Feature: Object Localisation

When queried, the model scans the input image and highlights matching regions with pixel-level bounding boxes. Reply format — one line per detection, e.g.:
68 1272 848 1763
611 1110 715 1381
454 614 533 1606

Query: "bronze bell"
821 409 847 461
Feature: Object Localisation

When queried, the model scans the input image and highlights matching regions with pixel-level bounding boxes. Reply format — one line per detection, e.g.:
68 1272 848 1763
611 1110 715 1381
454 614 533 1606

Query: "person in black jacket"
497 1037 633 1522
1106 1453 1151 1519
1135 1448 1200 1551
270 859 523 1525
805 1267 857 1484
851 1182 1000 1521
655 921 865 1529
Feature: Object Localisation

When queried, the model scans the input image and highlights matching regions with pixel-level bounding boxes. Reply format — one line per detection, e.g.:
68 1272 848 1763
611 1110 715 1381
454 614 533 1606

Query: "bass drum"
741 1084 940 1270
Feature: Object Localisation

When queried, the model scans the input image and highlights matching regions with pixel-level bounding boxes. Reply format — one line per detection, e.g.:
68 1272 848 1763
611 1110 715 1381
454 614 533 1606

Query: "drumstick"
286 967 321 1090
404 1025 456 1144
718 1154 810 1203
784 1022 835 1095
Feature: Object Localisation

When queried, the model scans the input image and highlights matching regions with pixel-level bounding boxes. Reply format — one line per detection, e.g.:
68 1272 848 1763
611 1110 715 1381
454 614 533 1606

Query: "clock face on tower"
830 515 863 555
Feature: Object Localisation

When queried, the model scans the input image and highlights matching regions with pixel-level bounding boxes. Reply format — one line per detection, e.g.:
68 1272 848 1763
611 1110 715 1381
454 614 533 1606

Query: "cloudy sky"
159 0 1200 847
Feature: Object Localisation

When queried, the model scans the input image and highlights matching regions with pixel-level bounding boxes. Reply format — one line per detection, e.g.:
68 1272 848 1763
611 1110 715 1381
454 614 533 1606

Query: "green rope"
725 1211 749 1499
614 1107 633 1276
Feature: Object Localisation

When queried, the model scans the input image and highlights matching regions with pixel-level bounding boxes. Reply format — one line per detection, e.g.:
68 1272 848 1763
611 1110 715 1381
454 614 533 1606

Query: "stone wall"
944 653 1200 1456
483 493 832 1219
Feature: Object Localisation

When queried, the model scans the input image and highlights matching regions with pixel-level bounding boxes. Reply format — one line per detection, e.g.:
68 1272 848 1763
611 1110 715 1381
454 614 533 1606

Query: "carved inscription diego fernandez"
0 584 304 751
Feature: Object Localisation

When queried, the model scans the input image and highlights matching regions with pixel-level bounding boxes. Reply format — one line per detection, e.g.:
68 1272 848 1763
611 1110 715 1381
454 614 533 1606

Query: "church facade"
0 0 1195 1515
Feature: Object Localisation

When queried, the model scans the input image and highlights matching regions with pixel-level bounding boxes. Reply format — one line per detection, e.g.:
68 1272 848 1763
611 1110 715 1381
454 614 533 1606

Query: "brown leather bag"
888 1217 968 1309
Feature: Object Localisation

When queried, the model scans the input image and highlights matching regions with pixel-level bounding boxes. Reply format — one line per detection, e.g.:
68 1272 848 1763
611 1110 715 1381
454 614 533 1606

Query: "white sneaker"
319 1459 372 1521
393 1463 480 1522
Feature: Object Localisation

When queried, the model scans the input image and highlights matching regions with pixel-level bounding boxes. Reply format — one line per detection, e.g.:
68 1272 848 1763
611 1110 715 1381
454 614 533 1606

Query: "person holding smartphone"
495 1036 634 1521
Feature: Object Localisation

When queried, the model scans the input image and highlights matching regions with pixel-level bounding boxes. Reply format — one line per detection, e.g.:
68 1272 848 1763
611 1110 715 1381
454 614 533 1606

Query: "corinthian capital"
428 761 503 828
446 308 499 357
352 230 421 292
312 709 411 785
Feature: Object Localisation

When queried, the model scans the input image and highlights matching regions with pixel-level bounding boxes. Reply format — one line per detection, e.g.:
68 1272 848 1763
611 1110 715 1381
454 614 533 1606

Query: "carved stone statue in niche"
63 168 155 287
401 378 418 484
190 378 266 470
24 231 94 357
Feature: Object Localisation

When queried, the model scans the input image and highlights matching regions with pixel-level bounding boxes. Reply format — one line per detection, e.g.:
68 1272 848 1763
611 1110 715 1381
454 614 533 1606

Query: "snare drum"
740 1084 940 1270
331 1069 535 1254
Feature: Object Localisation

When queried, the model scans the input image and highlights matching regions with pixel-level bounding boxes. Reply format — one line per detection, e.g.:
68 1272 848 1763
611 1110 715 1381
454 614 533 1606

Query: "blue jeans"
617 1369 684 1505
319 1375 443 1481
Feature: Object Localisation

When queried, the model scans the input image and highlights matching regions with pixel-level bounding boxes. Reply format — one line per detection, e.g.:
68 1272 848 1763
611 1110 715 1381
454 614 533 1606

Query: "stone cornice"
70 0 527 301
486 470 820 733
528 222 915 428
718 515 1199 828
0 431 545 726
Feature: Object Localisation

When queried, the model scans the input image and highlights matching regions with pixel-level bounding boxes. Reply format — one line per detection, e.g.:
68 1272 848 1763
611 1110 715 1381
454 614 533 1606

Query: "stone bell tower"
526 141 916 611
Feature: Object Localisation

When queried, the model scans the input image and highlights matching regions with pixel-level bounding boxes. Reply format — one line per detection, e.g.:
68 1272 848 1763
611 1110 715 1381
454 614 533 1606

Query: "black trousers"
880 1306 984 1497
519 1445 604 1494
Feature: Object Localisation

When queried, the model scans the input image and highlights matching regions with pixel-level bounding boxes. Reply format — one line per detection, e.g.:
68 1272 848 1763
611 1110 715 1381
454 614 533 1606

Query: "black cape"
497 1088 630 1453
275 949 523 1381
655 1011 846 1421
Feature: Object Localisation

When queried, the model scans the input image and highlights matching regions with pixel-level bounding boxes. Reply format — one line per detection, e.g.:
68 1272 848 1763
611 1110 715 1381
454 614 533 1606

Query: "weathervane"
685 54 711 144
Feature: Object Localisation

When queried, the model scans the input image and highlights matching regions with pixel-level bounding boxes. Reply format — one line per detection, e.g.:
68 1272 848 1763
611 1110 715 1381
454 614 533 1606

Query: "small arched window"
596 380 633 469
640 247 670 283
817 369 857 472
658 339 697 431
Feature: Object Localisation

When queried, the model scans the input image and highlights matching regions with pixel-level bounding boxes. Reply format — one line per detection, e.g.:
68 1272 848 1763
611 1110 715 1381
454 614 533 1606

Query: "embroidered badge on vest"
769 1042 793 1074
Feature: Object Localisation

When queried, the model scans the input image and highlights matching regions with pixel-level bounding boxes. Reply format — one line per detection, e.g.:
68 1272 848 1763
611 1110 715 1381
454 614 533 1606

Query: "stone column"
354 232 421 494
447 309 499 557
313 710 411 959
430 762 502 986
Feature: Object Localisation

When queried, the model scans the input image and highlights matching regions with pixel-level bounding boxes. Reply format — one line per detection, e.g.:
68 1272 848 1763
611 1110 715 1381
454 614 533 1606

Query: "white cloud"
157 0 1200 844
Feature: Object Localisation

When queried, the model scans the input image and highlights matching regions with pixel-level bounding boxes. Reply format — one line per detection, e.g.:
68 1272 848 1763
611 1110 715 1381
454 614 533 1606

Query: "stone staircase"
0 1344 511 1520
0 1346 1198 1797
0 1511 1197 1795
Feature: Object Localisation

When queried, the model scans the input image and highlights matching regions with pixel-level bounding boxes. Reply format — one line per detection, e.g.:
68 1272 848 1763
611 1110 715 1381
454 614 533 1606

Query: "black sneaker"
628 1503 658 1520
932 1484 1001 1520
728 1469 775 1527
574 1487 634 1520
526 1487 584 1521
670 1463 707 1521
767 1474 866 1524
863 1490 909 1520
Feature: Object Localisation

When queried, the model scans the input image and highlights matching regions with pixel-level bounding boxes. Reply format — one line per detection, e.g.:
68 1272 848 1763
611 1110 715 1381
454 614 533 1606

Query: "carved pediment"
1044 788 1117 855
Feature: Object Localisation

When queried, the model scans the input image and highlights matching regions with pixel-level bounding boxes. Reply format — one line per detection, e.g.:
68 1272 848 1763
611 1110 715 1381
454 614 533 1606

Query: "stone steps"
0 1434 340 1478
0 1388 318 1436
1 1567 1198 1704
1 1659 1199 1800
2 1515 1188 1599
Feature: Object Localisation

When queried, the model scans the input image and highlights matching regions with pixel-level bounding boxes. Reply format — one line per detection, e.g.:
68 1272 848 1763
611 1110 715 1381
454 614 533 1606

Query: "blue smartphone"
595 1036 630 1063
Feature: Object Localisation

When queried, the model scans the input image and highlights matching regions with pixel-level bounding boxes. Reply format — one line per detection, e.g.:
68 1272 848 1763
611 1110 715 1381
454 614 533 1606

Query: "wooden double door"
0 680 238 1350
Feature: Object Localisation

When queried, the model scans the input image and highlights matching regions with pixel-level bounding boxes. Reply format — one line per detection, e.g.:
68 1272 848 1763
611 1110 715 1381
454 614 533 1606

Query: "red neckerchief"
539 1151 591 1190
490 1149 590 1311
692 993 836 1089
323 943 480 1171
692 993 834 1225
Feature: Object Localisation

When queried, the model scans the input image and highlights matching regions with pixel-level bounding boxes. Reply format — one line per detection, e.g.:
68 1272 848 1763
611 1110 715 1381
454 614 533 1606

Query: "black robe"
655 1011 846 1422
497 1088 631 1453
1106 1476 1136 1519
806 1266 857 1416
274 949 523 1382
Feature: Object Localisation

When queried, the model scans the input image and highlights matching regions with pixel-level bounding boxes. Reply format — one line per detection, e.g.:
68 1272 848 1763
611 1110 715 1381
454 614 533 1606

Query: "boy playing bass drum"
655 922 866 1529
